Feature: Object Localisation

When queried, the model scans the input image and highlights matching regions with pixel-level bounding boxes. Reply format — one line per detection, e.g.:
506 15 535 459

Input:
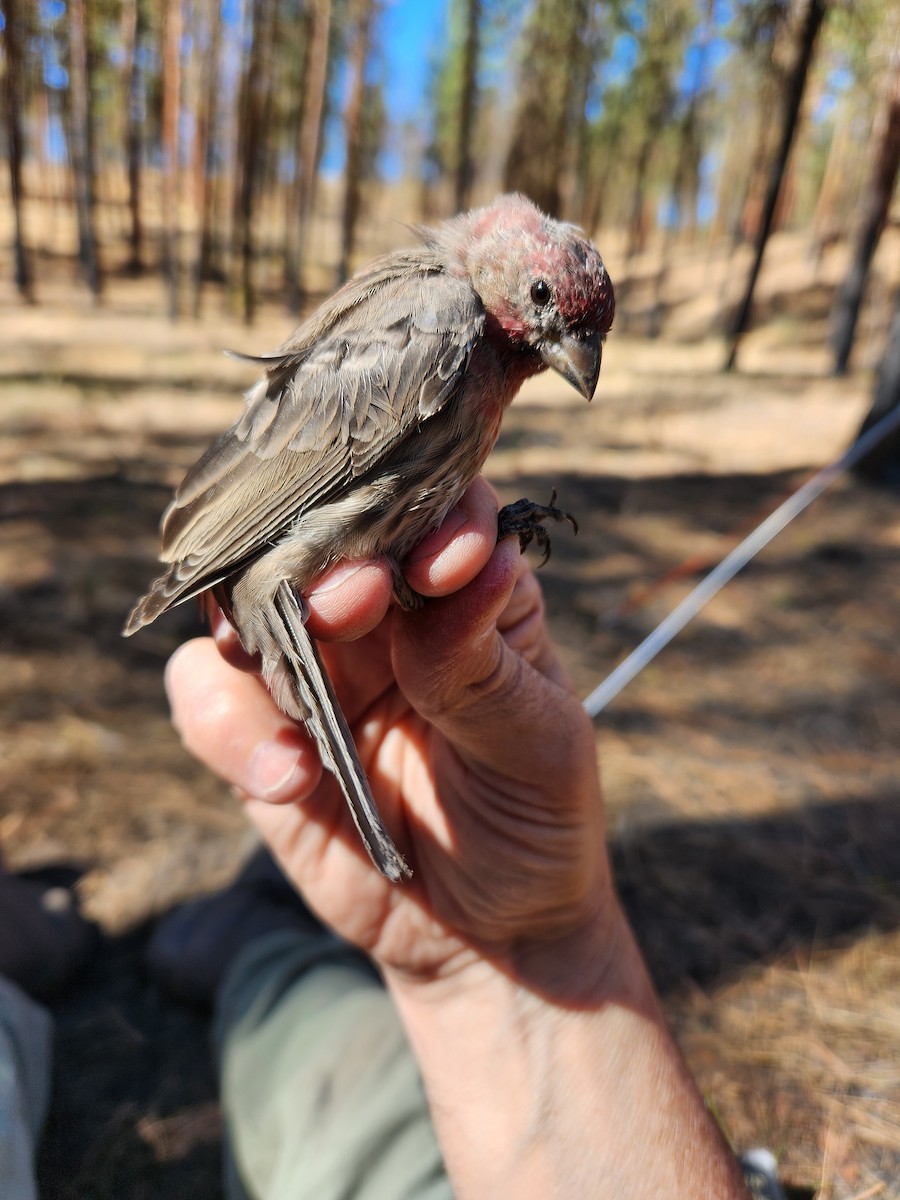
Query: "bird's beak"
540 328 602 401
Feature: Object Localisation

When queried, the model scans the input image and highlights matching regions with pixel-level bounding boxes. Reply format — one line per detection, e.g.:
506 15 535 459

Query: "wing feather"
155 255 484 608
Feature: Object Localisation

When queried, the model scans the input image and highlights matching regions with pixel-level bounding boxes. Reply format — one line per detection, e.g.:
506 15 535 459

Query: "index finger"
209 474 501 668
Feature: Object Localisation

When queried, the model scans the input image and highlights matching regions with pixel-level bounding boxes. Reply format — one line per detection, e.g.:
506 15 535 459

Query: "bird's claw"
497 489 578 566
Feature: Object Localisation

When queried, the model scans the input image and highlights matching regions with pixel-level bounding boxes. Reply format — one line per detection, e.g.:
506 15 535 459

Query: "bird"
124 193 615 882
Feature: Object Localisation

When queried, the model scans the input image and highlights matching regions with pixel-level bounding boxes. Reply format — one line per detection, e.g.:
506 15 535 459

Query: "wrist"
384 898 661 1080
385 878 637 1009
382 902 657 1194
383 903 748 1200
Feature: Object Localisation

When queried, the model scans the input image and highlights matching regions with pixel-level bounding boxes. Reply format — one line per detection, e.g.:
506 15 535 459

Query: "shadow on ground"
2 458 897 1196
34 790 900 1199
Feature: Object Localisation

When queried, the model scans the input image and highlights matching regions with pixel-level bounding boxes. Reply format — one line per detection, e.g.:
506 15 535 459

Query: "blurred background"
1 0 899 1196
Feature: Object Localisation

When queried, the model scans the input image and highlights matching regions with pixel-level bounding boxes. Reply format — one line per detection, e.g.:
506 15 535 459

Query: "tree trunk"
503 0 590 219
231 0 278 323
724 0 827 371
120 0 144 273
738 75 782 245
294 0 332 306
625 133 654 261
851 291 900 484
810 101 854 267
570 5 605 227
282 15 312 302
161 0 183 319
285 0 334 312
191 0 223 316
1 0 33 300
647 107 699 337
581 118 623 234
829 51 900 375
647 0 715 333
68 0 102 298
339 0 377 284
453 0 481 213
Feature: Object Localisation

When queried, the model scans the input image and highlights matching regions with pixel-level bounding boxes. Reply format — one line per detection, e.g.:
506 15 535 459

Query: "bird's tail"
267 581 412 883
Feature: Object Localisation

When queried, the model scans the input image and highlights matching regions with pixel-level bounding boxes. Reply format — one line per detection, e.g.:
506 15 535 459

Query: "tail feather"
270 581 412 882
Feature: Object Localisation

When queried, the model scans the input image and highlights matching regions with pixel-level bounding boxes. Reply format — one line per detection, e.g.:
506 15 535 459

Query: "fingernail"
310 560 366 595
248 740 304 798
408 506 468 563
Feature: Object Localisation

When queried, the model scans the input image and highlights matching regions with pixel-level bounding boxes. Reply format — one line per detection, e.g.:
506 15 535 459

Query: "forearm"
385 907 749 1200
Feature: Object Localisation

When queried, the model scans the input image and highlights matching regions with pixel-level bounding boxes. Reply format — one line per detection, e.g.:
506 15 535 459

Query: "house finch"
125 194 615 882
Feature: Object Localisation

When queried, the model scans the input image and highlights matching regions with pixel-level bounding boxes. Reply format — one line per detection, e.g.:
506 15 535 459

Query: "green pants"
214 929 453 1200
213 929 771 1200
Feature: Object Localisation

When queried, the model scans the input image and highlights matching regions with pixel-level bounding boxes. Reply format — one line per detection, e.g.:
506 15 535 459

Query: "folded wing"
124 255 484 633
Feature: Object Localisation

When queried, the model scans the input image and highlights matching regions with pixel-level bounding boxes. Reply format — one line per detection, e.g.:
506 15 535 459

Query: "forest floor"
1 217 899 1198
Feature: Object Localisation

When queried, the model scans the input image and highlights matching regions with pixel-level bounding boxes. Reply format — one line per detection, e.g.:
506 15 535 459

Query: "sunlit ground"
2 199 899 1196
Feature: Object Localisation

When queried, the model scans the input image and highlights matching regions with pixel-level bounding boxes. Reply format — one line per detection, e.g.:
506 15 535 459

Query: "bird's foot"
497 489 578 566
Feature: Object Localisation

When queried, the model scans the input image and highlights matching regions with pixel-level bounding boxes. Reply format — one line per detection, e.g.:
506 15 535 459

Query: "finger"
403 476 499 597
165 637 323 804
305 558 394 642
494 556 575 689
208 475 497 657
206 576 395 726
207 559 394 681
394 539 591 780
395 534 521 717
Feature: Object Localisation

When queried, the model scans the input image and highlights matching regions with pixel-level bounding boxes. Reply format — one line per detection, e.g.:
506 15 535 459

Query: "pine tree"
830 40 900 374
68 0 102 297
339 0 378 283
1 0 33 299
724 0 829 371
285 0 333 312
503 0 592 218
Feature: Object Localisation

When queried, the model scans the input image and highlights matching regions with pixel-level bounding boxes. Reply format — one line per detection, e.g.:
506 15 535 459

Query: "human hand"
165 477 751 1198
165 476 617 993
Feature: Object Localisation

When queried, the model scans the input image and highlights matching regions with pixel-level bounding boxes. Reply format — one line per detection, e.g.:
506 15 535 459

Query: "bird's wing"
155 257 484 600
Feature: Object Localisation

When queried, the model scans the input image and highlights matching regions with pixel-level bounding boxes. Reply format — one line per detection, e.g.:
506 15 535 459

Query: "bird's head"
448 194 615 400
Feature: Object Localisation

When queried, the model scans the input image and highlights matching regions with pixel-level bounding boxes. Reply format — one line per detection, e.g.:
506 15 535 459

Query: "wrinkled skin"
164 484 751 1198
166 478 612 986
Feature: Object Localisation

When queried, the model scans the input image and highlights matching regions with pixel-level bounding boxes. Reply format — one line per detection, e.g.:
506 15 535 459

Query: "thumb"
392 539 591 782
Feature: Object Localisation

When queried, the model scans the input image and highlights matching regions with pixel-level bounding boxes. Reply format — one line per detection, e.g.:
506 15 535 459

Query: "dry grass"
1 198 899 1197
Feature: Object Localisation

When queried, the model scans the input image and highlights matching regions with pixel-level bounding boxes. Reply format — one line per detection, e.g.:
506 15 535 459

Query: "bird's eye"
530 279 551 307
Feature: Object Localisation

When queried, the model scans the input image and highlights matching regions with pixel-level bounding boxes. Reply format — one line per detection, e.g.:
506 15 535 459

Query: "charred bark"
724 0 827 371
830 54 900 375
1 0 33 300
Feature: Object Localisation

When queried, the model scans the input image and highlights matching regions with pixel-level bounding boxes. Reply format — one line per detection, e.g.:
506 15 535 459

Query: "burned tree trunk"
231 0 278 323
1 0 33 300
503 0 590 219
724 0 827 371
851 291 900 485
830 52 900 375
121 0 144 273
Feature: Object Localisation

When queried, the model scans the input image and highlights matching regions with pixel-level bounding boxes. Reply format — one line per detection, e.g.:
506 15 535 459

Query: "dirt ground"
1 221 899 1198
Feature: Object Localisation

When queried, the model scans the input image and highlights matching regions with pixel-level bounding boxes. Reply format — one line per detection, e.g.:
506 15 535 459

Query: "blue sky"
382 0 447 125
322 0 448 178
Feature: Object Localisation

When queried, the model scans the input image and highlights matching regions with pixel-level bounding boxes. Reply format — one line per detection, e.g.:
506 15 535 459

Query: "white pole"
583 404 900 718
